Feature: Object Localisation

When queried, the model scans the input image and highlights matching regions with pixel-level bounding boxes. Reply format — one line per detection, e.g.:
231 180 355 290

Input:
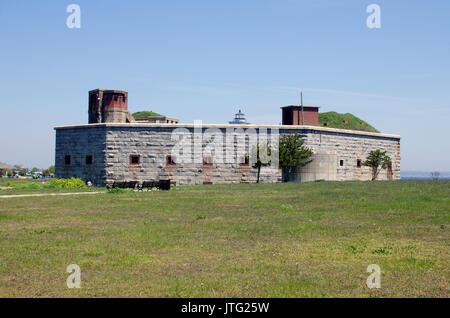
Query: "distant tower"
229 109 249 124
88 89 134 123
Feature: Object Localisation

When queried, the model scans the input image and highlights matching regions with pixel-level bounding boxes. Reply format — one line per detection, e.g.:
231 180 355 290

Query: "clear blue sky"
0 0 449 171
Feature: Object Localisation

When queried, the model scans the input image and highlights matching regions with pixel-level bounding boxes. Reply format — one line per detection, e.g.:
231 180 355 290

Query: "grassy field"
0 180 448 297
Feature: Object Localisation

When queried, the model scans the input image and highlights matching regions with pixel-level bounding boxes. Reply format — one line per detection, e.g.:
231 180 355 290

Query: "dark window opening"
203 181 213 185
166 155 176 166
203 156 213 166
130 155 140 165
240 155 249 166
86 155 93 165
357 159 361 168
65 155 71 165
340 160 344 167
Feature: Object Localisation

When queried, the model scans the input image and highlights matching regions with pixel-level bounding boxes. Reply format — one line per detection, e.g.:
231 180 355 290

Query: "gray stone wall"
55 124 401 186
280 129 401 181
103 126 281 186
55 126 107 185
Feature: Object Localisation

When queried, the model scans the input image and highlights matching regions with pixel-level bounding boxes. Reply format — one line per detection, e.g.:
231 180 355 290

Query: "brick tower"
88 89 134 123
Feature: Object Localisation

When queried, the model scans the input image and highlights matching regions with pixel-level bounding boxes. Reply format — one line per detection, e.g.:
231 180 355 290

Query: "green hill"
318 111 379 133
132 111 163 120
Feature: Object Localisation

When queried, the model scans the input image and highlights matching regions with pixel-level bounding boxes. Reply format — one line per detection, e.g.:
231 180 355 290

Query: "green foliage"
373 246 393 255
13 183 58 190
132 111 163 120
31 167 39 173
280 204 293 211
279 134 313 182
319 111 379 132
18 168 27 176
42 165 55 177
7 170 13 177
48 178 87 188
363 149 392 181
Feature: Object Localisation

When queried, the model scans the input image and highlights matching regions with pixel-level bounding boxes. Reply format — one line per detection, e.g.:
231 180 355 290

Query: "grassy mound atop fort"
319 111 379 133
132 111 163 120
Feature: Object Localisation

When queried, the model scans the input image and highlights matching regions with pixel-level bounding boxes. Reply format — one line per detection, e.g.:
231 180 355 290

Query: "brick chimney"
281 105 320 126
89 89 134 123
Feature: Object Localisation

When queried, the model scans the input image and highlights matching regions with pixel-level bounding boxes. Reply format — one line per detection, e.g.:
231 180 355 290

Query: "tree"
43 165 55 177
19 168 27 176
250 143 271 183
279 134 313 182
363 149 392 181
31 167 39 173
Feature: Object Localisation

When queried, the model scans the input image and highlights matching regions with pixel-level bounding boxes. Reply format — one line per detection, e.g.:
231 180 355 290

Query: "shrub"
48 178 87 188
281 204 293 211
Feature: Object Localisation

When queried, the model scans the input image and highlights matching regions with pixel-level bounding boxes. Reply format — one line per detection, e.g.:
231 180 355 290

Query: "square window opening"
130 155 140 165
166 155 176 166
203 156 213 166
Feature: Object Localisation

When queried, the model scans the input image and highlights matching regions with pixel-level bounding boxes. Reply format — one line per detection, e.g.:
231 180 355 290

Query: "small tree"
279 134 313 182
42 165 55 177
250 143 271 183
363 149 392 181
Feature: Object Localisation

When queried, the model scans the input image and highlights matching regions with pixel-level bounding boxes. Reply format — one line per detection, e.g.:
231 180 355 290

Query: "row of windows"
64 156 375 169
340 159 363 167
64 155 251 167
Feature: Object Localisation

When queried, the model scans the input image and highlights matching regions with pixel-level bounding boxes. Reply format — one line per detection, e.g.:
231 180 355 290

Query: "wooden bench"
138 180 171 191
107 181 139 190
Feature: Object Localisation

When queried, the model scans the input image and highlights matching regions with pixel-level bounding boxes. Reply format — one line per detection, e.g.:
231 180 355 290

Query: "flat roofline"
89 88 128 94
281 105 320 108
54 123 401 139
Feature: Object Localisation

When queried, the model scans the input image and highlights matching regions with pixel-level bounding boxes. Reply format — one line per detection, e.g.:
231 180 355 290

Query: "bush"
48 178 87 188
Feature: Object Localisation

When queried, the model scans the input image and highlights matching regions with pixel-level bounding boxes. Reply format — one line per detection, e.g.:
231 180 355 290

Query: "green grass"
319 111 379 132
132 110 163 120
0 178 100 195
0 180 448 297
0 178 42 187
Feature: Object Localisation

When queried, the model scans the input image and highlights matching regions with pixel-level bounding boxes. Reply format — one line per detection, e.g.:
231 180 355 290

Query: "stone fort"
54 89 401 186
